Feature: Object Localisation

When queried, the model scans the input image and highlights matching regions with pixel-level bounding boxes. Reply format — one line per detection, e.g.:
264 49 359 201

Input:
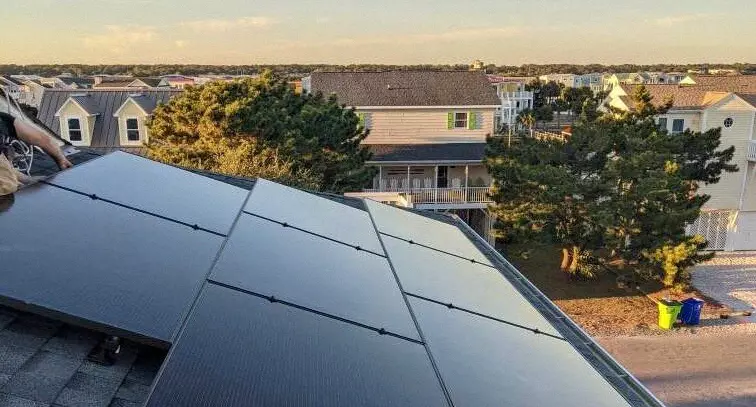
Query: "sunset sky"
3 0 754 65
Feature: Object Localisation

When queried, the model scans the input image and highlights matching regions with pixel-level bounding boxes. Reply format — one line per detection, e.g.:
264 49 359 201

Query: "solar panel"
210 214 420 341
47 152 249 235
245 179 384 254
365 199 491 264
146 284 449 407
408 297 633 407
0 184 222 342
382 235 560 336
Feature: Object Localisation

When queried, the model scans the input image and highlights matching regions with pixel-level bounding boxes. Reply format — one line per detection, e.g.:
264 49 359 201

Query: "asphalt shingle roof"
0 306 165 407
368 143 487 163
619 84 729 110
308 71 501 107
37 89 181 149
683 75 756 92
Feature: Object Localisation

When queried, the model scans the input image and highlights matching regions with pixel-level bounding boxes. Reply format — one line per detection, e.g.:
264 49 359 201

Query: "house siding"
360 108 496 144
57 102 94 146
116 101 151 146
699 97 755 210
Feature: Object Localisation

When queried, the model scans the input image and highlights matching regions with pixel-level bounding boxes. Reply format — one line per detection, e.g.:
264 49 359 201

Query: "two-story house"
303 70 502 240
36 89 181 153
606 83 756 251
486 75 535 131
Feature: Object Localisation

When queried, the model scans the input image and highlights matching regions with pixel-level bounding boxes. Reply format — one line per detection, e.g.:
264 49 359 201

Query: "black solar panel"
210 214 421 341
47 151 249 235
0 184 223 342
146 284 449 407
382 235 560 336
408 297 632 407
244 179 384 253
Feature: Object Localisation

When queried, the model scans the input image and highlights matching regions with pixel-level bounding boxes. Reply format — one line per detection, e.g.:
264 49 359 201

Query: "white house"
304 70 503 240
607 83 756 250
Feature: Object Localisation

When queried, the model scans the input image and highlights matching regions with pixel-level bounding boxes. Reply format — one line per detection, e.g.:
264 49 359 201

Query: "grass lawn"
502 244 728 336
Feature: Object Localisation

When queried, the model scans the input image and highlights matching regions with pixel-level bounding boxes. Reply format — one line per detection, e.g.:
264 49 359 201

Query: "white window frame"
454 112 468 129
671 118 685 133
125 117 141 142
657 117 668 131
66 116 83 143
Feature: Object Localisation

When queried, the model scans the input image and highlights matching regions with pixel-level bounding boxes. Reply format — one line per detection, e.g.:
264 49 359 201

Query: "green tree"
487 85 737 285
147 71 375 192
517 109 536 136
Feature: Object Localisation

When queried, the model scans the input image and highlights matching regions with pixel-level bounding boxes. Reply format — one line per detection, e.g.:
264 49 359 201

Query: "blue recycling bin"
679 298 705 325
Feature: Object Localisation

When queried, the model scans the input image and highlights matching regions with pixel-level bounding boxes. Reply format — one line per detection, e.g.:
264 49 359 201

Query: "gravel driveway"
692 252 756 316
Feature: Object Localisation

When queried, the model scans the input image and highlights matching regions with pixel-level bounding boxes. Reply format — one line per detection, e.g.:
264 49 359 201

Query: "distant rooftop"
307 70 501 107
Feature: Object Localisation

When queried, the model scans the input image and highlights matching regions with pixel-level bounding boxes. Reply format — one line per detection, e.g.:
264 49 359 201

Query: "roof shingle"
308 71 501 107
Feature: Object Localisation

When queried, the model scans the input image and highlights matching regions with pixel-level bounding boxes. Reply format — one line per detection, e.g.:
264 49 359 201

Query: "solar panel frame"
146 283 450 407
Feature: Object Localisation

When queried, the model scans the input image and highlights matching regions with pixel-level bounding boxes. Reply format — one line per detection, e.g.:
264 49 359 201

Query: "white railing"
499 91 533 99
747 140 756 162
363 186 493 205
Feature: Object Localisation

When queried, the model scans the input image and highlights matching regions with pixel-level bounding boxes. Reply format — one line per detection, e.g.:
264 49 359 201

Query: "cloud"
82 25 157 54
653 14 711 27
175 40 187 48
179 16 274 32
328 26 525 47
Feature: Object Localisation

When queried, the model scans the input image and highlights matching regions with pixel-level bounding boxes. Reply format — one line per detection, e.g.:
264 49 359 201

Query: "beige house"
37 89 181 152
303 70 503 240
606 83 756 250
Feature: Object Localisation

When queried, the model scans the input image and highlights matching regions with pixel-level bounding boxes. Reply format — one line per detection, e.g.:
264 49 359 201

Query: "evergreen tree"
147 71 375 193
487 85 736 285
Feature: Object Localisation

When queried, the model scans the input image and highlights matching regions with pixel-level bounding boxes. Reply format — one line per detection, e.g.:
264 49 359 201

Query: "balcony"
348 186 493 209
748 140 756 162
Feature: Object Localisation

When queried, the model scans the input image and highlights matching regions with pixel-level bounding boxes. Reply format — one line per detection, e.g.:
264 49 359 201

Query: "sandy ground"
599 333 756 407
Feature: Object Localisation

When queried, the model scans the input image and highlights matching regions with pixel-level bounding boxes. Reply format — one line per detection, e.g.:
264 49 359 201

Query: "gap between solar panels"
39 180 226 237
208 279 423 345
379 231 497 269
242 210 387 257
405 292 567 342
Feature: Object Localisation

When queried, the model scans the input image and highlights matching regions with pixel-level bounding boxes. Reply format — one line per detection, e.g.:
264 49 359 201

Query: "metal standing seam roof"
0 151 665 407
37 89 182 149
308 70 502 107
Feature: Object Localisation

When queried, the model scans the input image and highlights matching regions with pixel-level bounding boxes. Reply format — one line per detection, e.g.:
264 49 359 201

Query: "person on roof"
0 110 73 196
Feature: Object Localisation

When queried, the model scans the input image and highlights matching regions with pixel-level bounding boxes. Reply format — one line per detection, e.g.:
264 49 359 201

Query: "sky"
3 0 755 65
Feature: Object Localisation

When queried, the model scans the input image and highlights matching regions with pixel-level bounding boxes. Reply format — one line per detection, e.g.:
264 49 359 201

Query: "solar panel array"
0 152 648 406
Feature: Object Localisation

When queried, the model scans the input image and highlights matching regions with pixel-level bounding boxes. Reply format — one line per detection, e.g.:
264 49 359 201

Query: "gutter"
450 215 667 407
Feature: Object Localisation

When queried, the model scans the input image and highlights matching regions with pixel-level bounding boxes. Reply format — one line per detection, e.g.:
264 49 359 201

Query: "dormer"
113 94 157 146
54 94 99 146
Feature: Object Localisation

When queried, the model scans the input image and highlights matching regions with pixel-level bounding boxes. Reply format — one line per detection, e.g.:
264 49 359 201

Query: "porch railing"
747 140 756 162
363 186 493 205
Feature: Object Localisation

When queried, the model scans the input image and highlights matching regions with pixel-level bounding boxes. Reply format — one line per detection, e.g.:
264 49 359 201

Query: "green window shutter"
447 112 454 129
467 111 476 130
357 112 365 127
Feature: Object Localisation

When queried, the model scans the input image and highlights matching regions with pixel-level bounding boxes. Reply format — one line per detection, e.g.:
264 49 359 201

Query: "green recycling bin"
657 299 683 329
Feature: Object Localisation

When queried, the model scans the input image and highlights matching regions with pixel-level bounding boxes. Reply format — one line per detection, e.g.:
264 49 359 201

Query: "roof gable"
54 95 100 117
113 95 158 116
308 71 501 107
39 89 181 148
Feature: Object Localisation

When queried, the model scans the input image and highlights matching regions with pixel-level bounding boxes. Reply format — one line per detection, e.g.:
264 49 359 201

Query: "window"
672 119 684 133
657 117 667 131
454 112 468 128
67 118 82 141
724 118 734 128
126 118 140 141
